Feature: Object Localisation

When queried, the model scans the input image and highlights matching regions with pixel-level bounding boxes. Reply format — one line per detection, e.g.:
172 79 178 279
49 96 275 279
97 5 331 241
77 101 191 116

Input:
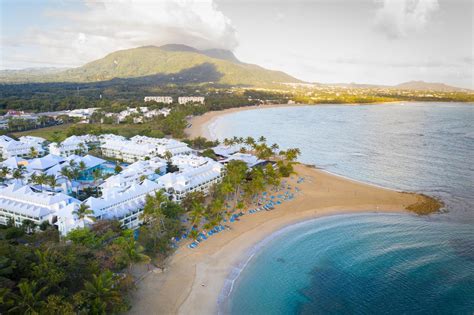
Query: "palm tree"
114 164 123 174
36 173 48 191
220 181 234 202
225 160 249 211
78 143 87 155
163 150 172 162
60 166 71 180
60 166 74 193
82 271 123 314
29 147 38 158
231 136 239 145
28 173 38 186
189 201 205 228
71 167 80 180
92 168 103 194
47 175 59 192
245 136 256 148
78 161 87 173
258 136 267 143
122 232 150 270
265 163 281 188
68 159 77 169
73 203 95 221
21 219 37 234
285 148 301 162
12 169 24 182
0 166 10 179
38 115 49 127
271 143 279 154
9 280 46 314
209 198 224 216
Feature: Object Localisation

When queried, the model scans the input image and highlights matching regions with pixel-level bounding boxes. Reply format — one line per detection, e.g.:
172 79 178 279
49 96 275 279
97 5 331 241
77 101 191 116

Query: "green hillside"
1 45 300 86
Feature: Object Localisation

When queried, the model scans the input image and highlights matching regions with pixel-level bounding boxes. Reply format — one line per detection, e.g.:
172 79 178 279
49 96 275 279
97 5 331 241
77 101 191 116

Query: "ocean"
208 102 474 314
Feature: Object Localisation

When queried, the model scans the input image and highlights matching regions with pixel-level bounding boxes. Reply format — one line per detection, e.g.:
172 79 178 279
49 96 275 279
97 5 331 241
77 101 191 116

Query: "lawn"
11 122 167 142
12 123 74 142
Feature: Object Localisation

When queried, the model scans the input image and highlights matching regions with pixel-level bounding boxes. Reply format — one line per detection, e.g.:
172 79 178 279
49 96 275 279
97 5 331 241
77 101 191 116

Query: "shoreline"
130 163 437 315
185 101 473 140
185 101 412 139
186 104 313 139
130 104 442 314
216 211 412 313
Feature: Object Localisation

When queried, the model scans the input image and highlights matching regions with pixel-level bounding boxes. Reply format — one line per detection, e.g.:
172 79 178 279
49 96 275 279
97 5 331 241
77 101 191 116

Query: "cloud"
3 0 237 68
374 0 439 38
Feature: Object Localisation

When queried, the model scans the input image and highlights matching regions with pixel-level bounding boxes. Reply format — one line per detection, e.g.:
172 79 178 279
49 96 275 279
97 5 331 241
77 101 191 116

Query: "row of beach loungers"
183 176 307 249
174 225 227 249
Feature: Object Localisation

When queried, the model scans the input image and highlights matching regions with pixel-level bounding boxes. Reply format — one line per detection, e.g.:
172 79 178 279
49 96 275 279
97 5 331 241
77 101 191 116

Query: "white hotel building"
100 157 167 193
86 179 161 229
158 159 224 202
0 183 80 228
0 133 229 235
101 135 192 162
101 140 157 163
0 177 164 234
0 135 45 159
171 154 213 171
178 96 205 105
49 135 99 157
144 96 173 104
130 135 192 156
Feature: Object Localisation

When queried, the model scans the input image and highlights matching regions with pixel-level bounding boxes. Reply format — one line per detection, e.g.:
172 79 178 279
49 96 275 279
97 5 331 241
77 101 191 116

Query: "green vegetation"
405 193 444 215
0 45 299 86
178 136 301 239
1 221 139 314
183 136 219 150
0 45 472 116
0 133 301 314
0 193 186 314
12 109 192 140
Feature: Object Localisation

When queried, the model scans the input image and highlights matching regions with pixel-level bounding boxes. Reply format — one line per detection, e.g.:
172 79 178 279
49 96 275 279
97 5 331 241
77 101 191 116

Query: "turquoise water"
210 102 474 221
77 163 120 181
224 214 474 314
209 103 474 314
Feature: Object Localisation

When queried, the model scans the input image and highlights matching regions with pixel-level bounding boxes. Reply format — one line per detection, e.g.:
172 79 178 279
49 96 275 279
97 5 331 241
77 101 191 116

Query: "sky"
0 0 472 88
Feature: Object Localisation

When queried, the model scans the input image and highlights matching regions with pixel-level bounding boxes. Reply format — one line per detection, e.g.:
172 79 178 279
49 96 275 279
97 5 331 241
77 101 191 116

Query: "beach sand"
130 106 435 315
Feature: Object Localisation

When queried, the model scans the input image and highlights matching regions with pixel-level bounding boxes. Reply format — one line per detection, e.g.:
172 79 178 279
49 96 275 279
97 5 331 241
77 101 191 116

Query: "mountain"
0 67 69 83
392 81 470 92
324 81 470 92
0 45 300 86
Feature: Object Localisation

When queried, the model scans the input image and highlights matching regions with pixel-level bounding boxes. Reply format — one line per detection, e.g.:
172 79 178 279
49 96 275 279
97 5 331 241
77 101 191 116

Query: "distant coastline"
185 101 412 139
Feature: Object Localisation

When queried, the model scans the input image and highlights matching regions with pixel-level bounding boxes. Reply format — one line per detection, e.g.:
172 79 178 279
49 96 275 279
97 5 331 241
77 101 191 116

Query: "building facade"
0 135 44 159
0 183 79 228
144 96 173 104
178 96 205 105
157 160 224 202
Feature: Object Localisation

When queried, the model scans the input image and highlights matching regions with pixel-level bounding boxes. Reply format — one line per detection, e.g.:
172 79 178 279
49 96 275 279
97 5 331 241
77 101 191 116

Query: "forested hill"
0 45 301 86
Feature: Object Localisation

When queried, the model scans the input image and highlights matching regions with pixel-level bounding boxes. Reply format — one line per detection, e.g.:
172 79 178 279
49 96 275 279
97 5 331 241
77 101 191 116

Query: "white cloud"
374 0 439 38
3 0 237 68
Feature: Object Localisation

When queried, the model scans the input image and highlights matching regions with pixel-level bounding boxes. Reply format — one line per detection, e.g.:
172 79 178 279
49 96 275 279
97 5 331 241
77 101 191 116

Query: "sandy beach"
130 164 430 314
130 105 437 315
